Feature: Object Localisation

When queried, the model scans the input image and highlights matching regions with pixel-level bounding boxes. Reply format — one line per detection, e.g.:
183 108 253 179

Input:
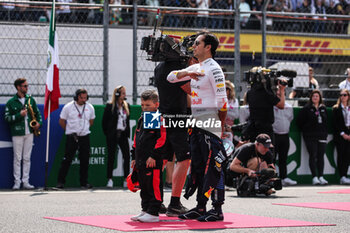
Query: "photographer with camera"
245 67 288 142
229 134 281 196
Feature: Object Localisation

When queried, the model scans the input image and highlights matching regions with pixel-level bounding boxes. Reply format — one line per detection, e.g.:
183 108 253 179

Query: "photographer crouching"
229 134 282 196
244 67 290 142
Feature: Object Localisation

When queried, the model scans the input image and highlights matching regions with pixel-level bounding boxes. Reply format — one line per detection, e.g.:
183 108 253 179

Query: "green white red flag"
44 0 61 119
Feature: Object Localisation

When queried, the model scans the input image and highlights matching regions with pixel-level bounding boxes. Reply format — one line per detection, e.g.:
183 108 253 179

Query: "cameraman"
230 134 277 195
154 46 191 217
246 68 286 142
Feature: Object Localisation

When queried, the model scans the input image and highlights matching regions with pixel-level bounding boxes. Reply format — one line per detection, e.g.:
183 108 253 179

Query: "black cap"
256 134 272 148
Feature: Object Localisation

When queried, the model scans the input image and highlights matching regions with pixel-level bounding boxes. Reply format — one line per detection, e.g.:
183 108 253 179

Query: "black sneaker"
81 183 93 189
56 182 64 189
159 203 167 214
166 203 189 217
197 209 224 222
178 207 205 219
164 182 172 190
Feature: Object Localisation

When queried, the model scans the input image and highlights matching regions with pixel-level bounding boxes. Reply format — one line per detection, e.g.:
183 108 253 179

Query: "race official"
167 32 228 222
56 89 95 189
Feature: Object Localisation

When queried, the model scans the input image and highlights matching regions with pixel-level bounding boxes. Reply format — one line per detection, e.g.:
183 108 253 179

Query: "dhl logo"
281 39 335 53
191 91 199 98
204 187 215 198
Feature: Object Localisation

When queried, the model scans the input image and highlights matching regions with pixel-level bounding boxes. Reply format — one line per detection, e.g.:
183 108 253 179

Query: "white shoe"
312 176 320 185
319 176 328 185
130 211 146 221
106 179 113 188
282 178 297 186
23 183 34 189
340 176 350 185
137 213 159 223
12 182 20 190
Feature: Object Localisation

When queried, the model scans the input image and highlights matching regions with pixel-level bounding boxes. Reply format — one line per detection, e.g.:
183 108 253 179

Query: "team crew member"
272 88 297 186
56 89 95 189
5 78 42 190
102 85 131 188
130 90 167 223
167 32 228 222
154 57 191 216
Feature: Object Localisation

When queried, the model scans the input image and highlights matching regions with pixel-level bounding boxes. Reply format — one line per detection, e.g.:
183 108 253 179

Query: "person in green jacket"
4 78 42 190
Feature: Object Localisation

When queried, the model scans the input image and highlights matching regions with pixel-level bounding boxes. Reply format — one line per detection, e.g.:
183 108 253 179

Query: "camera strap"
164 36 183 57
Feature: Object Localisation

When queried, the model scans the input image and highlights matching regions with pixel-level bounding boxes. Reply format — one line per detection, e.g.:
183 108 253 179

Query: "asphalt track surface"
1 185 349 233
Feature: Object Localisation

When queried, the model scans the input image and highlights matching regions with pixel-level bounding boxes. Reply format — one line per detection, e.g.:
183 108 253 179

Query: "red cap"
127 173 140 192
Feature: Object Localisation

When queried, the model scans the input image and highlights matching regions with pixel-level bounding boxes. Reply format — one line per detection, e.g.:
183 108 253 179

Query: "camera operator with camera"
153 47 192 217
244 67 290 142
229 134 282 196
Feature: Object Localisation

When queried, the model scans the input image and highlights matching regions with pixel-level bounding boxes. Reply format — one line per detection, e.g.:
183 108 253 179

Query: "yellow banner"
162 30 350 56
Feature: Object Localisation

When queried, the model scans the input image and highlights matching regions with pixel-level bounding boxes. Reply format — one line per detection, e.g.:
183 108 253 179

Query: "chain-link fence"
1 1 350 105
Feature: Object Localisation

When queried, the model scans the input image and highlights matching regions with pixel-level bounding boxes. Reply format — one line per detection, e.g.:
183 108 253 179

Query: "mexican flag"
44 0 61 120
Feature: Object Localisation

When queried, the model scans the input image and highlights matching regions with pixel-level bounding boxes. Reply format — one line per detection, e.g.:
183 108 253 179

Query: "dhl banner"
162 30 350 56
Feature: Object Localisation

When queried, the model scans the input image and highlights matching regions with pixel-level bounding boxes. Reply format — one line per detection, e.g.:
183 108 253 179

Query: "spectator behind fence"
102 85 131 188
5 78 42 190
297 90 328 185
225 80 239 127
196 0 209 28
130 90 166 223
239 0 251 28
210 0 228 29
312 0 327 33
289 66 319 98
332 89 350 185
338 68 350 92
273 87 297 186
56 89 95 189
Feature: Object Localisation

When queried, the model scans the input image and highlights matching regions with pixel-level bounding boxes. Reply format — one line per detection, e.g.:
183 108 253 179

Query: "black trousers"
274 133 290 179
304 138 327 177
57 134 90 186
106 130 130 179
138 168 163 216
190 130 225 210
335 137 350 177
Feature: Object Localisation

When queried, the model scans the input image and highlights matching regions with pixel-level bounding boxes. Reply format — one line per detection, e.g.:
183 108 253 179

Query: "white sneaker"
340 176 350 185
23 183 34 189
106 179 113 188
12 182 20 190
137 213 159 222
130 211 146 221
282 178 297 186
319 176 328 185
312 176 320 185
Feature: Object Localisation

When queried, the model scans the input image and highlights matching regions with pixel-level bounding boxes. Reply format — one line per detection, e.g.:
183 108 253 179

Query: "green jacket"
4 94 42 136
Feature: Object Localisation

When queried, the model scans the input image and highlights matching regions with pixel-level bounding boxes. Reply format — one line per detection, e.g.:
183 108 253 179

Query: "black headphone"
74 88 89 101
115 85 124 99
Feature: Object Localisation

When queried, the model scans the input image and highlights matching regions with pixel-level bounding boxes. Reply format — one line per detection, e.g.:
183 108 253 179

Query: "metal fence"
0 1 350 105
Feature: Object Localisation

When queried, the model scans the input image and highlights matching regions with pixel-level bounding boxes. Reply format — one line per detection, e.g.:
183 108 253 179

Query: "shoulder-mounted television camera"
140 34 196 63
244 66 297 89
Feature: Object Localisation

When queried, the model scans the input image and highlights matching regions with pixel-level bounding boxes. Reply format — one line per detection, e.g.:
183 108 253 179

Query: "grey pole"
234 0 241 99
102 0 109 104
132 2 138 105
262 0 270 67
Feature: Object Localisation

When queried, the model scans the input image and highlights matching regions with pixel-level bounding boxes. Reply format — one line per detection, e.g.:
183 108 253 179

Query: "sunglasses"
194 40 202 46
340 94 348 97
